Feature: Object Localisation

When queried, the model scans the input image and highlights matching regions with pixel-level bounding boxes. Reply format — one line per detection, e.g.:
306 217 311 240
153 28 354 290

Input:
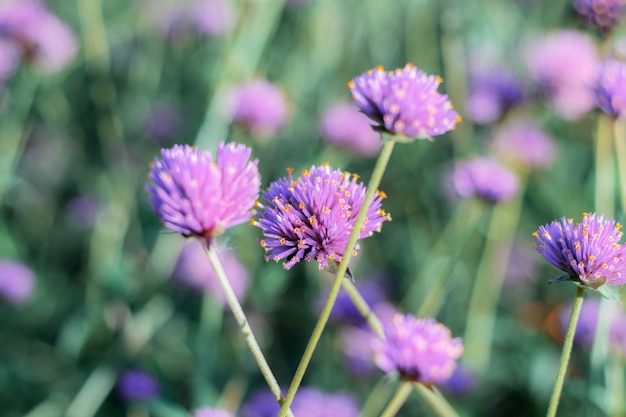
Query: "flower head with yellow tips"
348 63 460 140
372 314 463 385
533 212 626 288
254 164 390 270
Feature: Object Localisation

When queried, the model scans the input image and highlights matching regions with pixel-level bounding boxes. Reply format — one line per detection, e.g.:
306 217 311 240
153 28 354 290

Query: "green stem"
414 384 461 417
65 365 116 417
614 118 626 212
595 115 616 215
204 246 294 417
546 286 586 417
341 279 384 339
278 139 397 417
379 381 413 417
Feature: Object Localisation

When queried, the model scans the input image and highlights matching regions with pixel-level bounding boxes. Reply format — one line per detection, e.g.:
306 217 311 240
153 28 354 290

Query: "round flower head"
194 407 233 417
445 157 519 203
193 0 236 37
466 69 525 125
240 388 359 417
533 212 626 287
146 142 260 244
373 314 464 385
229 79 288 138
319 102 382 157
173 242 249 304
490 120 557 169
348 64 461 140
595 59 626 118
0 260 35 304
254 164 391 270
117 369 160 402
525 30 598 120
574 0 626 33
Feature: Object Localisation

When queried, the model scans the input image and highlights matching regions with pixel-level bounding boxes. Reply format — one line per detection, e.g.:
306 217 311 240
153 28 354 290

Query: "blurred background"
1 0 626 416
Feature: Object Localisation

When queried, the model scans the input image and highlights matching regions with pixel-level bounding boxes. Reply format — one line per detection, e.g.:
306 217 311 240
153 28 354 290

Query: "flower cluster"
533 212 626 287
595 59 626 118
373 314 464 385
0 0 77 75
254 164 391 270
348 64 460 139
146 142 260 244
574 0 626 32
445 157 519 203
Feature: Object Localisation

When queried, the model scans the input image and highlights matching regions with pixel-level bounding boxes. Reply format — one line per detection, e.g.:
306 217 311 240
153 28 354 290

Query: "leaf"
548 274 572 284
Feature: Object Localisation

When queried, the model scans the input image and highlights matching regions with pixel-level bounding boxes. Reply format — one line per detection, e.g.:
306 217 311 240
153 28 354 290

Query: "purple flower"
64 196 100 230
574 0 626 32
229 79 288 138
595 59 626 118
173 242 249 304
142 0 235 38
0 38 21 79
0 0 77 73
117 369 160 402
321 279 387 325
533 212 626 287
318 103 382 157
143 102 182 142
193 0 236 37
339 325 377 376
254 164 391 270
559 297 600 348
241 388 359 417
0 260 34 304
466 69 525 125
373 314 464 385
525 30 598 120
445 157 520 203
146 142 260 244
193 407 233 417
440 365 475 396
490 120 557 169
348 64 461 139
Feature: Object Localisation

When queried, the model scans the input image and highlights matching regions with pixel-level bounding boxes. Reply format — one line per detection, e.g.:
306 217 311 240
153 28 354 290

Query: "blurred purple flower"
440 365 476 396
595 59 626 118
241 388 359 417
445 157 519 203
466 70 525 125
173 241 249 304
194 407 233 417
0 0 77 73
321 279 387 325
559 297 600 348
373 314 464 385
117 369 160 401
610 310 626 356
64 196 100 230
0 260 34 304
0 38 21 79
143 102 182 142
318 103 381 157
193 0 236 37
525 30 598 120
254 164 390 270
146 142 260 245
533 212 626 287
490 120 557 169
229 79 288 138
574 0 626 32
339 325 377 376
502 239 540 288
349 64 460 139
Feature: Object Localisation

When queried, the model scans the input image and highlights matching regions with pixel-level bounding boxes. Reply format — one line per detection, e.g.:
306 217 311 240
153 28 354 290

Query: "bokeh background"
2 0 626 416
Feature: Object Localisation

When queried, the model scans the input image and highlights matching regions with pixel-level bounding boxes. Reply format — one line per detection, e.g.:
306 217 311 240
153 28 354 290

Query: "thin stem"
546 286 586 417
341 279 384 339
414 384 461 417
279 139 397 417
379 381 413 417
614 118 626 211
65 365 116 417
204 246 294 417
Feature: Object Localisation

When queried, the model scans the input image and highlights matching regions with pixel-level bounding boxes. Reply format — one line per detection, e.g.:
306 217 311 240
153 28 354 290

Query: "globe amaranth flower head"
319 102 382 157
117 369 160 402
0 0 77 73
348 63 461 140
533 212 626 288
595 59 626 118
146 142 260 245
373 314 464 385
229 79 288 138
240 387 359 417
525 30 598 120
445 157 520 203
574 0 626 33
0 259 35 304
253 163 391 270
466 68 525 125
490 120 557 169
